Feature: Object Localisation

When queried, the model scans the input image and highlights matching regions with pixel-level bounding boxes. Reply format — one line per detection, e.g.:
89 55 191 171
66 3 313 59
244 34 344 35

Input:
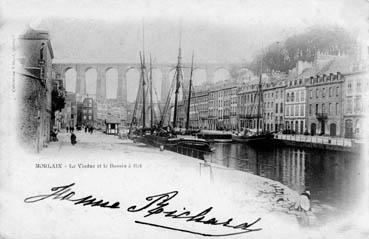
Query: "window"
329 87 332 97
301 91 305 102
315 104 319 114
295 105 299 116
309 104 312 115
336 103 339 115
322 103 325 113
346 98 353 113
336 86 339 97
348 81 352 94
310 90 313 99
329 103 332 115
280 103 283 113
275 103 278 113
291 105 295 116
322 88 325 97
357 80 362 93
354 96 362 113
286 105 290 116
291 92 295 102
287 93 290 102
296 91 299 102
316 88 319 98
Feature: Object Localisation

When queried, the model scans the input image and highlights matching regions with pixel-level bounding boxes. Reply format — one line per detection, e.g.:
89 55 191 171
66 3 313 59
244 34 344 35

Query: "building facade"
206 80 238 130
306 73 344 136
263 82 276 132
238 81 260 131
189 89 209 129
82 98 96 127
284 79 307 134
342 71 369 138
273 80 286 131
62 92 77 128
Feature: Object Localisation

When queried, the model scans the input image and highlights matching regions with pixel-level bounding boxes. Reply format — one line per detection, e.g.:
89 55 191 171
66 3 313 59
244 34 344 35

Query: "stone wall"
16 28 54 153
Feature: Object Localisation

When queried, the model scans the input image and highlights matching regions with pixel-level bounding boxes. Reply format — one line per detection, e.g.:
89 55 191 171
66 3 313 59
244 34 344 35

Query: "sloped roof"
105 117 121 124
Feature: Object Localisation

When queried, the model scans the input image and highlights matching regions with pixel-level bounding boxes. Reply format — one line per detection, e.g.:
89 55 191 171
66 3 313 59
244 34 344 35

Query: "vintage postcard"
0 0 368 238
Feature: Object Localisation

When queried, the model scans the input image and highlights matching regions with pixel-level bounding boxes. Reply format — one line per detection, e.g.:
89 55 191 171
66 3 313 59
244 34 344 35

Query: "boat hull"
232 134 273 143
134 134 212 159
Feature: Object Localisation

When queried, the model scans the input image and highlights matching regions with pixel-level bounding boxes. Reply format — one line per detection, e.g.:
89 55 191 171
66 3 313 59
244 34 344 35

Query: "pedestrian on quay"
85 125 88 133
54 128 59 142
66 126 69 133
70 132 77 145
90 126 94 134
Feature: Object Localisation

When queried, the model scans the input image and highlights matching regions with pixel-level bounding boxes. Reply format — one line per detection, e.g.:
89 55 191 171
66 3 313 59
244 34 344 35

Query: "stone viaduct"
52 61 249 105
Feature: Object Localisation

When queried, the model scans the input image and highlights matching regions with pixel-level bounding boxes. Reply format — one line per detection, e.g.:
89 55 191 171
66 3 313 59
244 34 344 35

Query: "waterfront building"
208 87 217 130
207 80 238 130
284 62 311 134
16 27 54 152
273 80 286 131
189 87 209 129
306 72 344 136
342 70 369 138
303 54 356 137
262 77 287 133
237 77 262 131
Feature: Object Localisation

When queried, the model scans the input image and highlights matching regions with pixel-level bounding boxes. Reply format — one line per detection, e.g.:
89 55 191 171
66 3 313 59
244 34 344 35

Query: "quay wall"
273 134 359 152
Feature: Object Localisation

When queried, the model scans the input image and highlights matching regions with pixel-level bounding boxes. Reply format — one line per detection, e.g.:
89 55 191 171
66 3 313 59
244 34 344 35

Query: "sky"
1 0 368 101
2 0 368 64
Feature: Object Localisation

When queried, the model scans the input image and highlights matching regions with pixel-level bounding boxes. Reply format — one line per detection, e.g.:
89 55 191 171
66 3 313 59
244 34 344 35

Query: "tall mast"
172 31 182 128
149 54 153 130
140 52 146 131
185 50 194 131
256 50 263 135
141 20 146 132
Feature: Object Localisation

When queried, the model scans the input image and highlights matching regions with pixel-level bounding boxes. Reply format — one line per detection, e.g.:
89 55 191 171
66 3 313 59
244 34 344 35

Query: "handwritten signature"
24 183 261 237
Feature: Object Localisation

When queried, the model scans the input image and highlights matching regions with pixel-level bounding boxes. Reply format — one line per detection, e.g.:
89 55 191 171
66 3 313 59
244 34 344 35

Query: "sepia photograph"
0 0 368 238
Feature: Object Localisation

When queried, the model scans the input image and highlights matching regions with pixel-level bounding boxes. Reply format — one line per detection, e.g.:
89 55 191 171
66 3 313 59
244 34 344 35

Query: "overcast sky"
3 0 368 64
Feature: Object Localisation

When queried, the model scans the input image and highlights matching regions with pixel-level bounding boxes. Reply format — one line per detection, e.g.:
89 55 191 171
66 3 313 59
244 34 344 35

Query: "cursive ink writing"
128 191 262 236
24 183 120 209
24 184 262 237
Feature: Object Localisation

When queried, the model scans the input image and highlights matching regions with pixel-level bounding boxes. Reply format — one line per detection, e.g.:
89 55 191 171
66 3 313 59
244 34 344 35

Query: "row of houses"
182 54 368 139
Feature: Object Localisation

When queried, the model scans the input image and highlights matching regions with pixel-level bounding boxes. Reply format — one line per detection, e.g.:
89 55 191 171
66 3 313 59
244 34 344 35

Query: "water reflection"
208 143 364 223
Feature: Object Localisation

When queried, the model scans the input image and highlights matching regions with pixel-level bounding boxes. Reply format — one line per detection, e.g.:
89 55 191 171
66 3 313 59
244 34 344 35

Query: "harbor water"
207 142 365 224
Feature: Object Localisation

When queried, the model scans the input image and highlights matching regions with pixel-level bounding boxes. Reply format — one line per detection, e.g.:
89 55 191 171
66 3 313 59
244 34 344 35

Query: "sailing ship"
129 33 212 158
232 59 273 143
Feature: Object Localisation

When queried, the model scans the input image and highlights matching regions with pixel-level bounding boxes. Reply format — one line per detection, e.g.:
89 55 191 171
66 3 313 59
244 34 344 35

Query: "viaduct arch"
52 61 248 105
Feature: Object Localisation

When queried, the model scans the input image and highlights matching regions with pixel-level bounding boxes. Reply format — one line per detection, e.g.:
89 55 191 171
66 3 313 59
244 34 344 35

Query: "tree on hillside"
248 25 356 75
